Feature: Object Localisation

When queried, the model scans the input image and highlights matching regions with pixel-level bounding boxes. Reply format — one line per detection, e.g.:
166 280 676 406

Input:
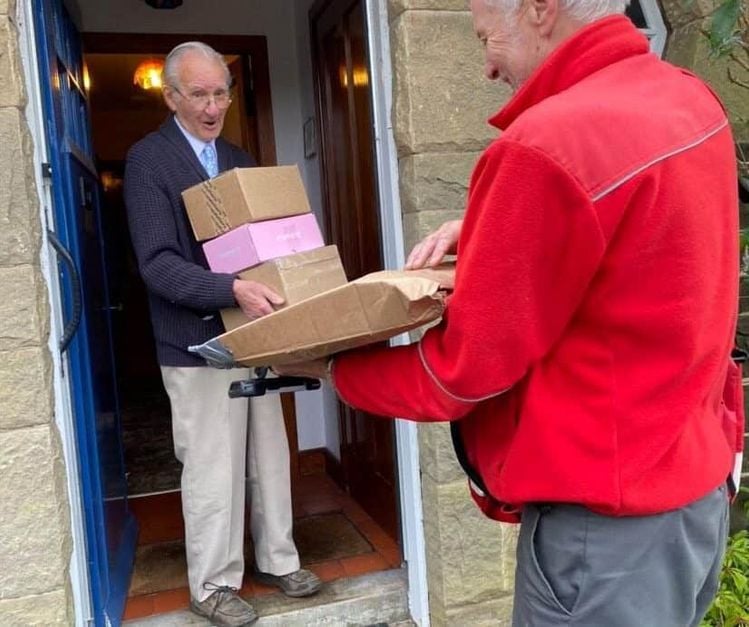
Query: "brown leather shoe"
190 584 258 626
253 567 323 598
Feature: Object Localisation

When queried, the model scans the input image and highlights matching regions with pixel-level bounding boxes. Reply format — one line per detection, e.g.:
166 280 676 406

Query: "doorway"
75 22 402 623
82 34 282 499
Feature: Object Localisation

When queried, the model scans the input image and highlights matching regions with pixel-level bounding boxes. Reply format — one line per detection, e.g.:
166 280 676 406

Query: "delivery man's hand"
405 219 462 269
232 279 285 320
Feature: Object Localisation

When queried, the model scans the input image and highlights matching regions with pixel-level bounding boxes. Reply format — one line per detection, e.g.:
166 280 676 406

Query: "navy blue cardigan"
124 116 255 366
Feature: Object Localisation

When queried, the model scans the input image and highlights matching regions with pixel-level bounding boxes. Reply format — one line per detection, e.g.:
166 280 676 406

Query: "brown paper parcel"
220 245 348 331
190 270 446 368
181 165 312 241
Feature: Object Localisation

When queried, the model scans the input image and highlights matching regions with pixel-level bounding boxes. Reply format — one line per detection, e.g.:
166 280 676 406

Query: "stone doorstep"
124 569 411 627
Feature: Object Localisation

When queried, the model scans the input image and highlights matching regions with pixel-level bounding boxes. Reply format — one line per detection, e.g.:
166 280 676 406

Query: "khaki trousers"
161 366 300 601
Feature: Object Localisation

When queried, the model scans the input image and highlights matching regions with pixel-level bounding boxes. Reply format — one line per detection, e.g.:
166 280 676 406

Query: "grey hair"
484 0 629 23
162 41 231 89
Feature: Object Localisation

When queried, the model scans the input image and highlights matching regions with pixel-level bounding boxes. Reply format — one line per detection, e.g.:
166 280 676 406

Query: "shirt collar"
490 15 650 131
173 114 216 160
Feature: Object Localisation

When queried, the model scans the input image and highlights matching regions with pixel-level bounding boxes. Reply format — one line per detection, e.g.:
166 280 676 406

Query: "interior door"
33 1 137 624
311 0 399 539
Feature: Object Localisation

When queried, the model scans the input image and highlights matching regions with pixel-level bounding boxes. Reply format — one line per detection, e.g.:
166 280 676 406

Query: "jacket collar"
490 15 649 130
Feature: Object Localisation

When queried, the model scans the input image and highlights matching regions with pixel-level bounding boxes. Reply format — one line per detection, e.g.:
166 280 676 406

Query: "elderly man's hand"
273 359 329 380
232 279 285 320
405 219 463 269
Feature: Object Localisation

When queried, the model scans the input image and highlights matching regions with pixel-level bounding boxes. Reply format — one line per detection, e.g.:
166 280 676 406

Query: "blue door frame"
33 0 138 624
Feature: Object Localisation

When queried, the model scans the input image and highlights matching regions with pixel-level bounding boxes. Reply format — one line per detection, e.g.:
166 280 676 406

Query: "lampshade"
133 59 164 91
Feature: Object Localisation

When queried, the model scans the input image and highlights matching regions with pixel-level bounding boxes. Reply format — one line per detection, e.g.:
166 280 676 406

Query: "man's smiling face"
163 50 230 142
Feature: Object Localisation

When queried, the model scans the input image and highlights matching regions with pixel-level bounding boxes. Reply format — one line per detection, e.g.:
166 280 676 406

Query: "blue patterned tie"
200 143 218 178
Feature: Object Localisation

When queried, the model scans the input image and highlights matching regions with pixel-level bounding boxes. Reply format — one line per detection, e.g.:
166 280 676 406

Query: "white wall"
78 0 337 452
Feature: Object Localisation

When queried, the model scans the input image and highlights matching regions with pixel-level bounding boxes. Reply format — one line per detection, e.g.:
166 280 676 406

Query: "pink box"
203 213 324 274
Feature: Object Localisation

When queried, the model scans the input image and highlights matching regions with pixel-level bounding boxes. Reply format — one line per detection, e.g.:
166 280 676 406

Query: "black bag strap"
450 421 491 496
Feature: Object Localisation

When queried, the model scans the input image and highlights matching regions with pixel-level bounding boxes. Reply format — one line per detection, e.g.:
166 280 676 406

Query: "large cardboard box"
182 166 312 241
220 245 347 331
190 268 450 368
203 213 325 274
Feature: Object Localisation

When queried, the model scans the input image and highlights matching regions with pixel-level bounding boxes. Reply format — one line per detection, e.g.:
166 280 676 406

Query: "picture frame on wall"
303 117 316 159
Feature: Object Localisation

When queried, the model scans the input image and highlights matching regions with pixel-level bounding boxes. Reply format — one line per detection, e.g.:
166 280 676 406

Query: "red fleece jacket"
333 16 741 517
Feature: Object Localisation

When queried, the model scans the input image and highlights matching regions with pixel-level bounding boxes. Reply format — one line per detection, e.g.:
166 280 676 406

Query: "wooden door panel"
312 0 398 540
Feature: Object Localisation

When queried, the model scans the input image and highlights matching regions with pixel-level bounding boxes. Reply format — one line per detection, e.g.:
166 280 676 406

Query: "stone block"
0 265 48 351
0 17 25 108
391 11 508 155
0 346 53 430
0 589 71 626
421 475 518 610
659 0 711 29
399 151 480 215
0 108 41 266
389 0 467 21
401 208 465 256
418 422 465 483
0 425 71 598
431 595 515 627
0 0 16 16
665 20 749 137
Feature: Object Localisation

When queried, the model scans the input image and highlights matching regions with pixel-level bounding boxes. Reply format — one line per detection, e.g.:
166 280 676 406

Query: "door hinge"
41 162 53 179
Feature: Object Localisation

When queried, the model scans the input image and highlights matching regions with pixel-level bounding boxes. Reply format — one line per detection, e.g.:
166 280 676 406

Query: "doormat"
121 394 182 496
129 512 373 596
129 539 187 596
294 511 373 564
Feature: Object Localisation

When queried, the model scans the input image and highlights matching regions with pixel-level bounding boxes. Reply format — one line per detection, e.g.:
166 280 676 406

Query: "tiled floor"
123 473 401 621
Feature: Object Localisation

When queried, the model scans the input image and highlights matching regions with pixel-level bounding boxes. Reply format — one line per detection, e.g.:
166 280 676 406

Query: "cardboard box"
182 166 312 241
220 245 348 331
190 268 448 368
203 213 324 274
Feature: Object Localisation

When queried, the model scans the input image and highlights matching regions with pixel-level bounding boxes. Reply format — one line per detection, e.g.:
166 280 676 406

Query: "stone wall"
387 1 519 624
0 1 74 624
662 0 749 138
662 0 749 492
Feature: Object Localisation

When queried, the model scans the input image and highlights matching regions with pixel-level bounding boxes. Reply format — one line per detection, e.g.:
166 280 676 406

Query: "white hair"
162 41 230 89
484 0 629 23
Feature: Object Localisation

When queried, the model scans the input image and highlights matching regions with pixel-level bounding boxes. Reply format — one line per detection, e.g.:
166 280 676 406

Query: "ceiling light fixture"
144 0 183 8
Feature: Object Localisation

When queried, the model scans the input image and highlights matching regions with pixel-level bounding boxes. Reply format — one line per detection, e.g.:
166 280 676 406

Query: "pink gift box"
203 213 324 274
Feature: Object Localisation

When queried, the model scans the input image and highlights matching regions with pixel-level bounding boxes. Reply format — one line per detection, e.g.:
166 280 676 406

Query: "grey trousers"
513 485 729 627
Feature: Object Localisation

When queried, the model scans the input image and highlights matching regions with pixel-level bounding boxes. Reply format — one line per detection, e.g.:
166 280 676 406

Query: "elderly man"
124 42 321 627
281 0 741 625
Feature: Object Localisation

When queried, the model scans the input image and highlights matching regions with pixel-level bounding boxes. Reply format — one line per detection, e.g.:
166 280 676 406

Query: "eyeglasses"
170 86 233 109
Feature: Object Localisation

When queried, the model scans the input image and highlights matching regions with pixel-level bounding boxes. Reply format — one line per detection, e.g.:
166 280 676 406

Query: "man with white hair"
280 0 742 624
124 42 321 627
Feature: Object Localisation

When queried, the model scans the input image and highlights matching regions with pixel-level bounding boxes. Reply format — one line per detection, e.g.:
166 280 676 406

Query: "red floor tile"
152 587 191 613
122 594 154 621
130 491 184 545
382 545 402 568
308 559 346 582
340 553 389 578
248 580 277 597
301 498 344 516
125 471 401 620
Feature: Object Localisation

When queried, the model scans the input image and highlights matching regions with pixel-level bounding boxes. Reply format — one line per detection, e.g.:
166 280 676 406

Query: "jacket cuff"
212 273 238 309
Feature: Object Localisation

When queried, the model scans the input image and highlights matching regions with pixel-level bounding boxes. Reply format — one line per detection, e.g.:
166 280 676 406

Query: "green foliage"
710 0 744 54
702 488 749 627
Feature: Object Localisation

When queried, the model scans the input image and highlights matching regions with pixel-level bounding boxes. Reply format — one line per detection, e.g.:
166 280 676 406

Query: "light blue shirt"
173 115 216 162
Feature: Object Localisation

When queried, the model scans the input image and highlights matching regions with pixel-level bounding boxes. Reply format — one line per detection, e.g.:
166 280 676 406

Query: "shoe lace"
203 581 239 612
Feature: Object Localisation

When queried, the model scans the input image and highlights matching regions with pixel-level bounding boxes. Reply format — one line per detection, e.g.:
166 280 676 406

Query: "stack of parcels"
182 165 348 331
183 165 451 369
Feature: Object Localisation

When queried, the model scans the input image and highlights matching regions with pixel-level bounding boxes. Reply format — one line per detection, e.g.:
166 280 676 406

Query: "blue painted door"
33 1 137 624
